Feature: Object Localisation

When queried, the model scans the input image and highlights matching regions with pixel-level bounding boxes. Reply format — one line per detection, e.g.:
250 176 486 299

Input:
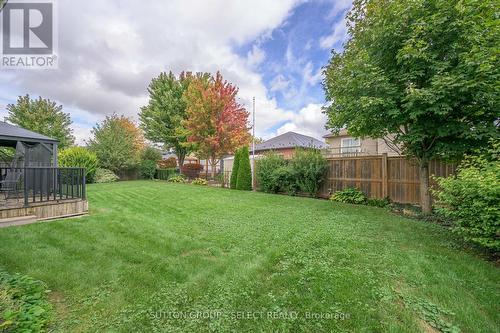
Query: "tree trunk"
419 161 432 214
210 156 216 179
177 153 185 169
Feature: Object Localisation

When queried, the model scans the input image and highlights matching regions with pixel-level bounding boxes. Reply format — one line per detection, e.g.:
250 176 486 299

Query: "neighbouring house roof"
161 152 198 161
255 131 328 152
0 121 58 146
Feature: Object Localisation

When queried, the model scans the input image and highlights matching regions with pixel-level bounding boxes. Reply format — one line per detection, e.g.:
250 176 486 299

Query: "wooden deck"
0 195 87 210
0 197 88 226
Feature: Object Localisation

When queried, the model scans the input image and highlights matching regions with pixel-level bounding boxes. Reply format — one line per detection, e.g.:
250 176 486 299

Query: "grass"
0 180 498 332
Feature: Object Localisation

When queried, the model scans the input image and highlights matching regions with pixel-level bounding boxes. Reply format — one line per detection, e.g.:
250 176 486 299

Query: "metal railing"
321 147 370 158
0 167 86 207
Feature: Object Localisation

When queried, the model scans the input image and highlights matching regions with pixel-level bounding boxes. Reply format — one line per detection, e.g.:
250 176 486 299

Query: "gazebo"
0 122 88 226
0 121 58 167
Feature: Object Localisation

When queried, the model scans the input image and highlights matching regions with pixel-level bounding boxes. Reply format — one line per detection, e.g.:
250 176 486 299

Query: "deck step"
0 215 38 228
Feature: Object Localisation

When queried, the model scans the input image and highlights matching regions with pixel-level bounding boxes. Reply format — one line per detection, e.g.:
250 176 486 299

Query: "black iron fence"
0 167 86 207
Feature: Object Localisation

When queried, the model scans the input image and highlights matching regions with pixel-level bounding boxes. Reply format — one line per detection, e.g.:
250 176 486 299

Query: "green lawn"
0 181 498 332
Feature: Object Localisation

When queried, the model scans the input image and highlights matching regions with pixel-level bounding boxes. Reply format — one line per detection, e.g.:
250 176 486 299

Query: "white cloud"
276 103 328 140
303 61 323 86
319 16 348 50
270 74 291 92
0 0 300 142
246 44 266 67
326 0 352 19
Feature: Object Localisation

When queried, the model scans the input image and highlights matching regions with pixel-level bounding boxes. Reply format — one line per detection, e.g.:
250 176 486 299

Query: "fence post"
82 168 86 199
381 153 388 198
23 167 28 207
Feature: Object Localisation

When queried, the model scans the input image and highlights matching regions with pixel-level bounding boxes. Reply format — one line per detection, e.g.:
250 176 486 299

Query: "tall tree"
323 0 499 213
236 146 252 191
87 114 144 172
140 71 210 167
183 71 250 178
230 149 241 189
6 95 75 149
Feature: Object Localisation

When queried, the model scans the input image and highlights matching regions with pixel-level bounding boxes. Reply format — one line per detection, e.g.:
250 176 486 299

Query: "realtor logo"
1 0 58 69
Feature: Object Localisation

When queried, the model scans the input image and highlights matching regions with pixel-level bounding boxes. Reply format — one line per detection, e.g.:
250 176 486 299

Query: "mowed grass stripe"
0 181 498 332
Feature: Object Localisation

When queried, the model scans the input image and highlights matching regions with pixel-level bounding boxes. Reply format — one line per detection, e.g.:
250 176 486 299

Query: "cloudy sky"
0 0 352 144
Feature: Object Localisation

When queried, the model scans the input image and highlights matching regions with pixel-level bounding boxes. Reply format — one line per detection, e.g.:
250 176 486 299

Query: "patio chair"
0 168 22 202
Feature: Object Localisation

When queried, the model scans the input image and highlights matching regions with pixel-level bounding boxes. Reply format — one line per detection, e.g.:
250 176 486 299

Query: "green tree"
236 146 252 191
6 95 75 149
140 71 210 167
323 0 499 213
230 149 241 189
141 146 162 162
87 114 144 173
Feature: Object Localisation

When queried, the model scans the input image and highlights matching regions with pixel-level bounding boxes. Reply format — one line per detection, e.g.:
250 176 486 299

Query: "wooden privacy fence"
319 154 456 204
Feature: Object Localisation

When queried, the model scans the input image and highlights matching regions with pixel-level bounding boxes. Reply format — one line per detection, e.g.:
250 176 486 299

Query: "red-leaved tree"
183 72 250 177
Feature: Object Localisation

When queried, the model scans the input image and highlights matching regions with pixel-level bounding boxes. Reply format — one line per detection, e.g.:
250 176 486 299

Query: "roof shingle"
255 131 328 151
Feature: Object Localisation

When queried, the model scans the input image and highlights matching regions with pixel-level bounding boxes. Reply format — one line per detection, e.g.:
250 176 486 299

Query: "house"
160 151 199 166
222 131 328 174
253 131 329 159
322 129 401 156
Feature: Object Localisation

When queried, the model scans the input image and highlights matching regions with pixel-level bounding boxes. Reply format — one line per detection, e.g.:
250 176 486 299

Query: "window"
340 137 361 154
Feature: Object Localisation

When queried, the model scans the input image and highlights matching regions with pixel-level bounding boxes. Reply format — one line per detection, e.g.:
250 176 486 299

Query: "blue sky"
0 0 351 143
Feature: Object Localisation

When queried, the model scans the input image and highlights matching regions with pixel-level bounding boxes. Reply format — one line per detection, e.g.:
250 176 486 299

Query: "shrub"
181 163 203 179
434 142 500 252
256 150 327 196
140 160 157 180
58 147 98 183
291 149 328 196
236 146 252 191
141 146 162 162
256 153 287 193
157 157 177 169
167 174 187 183
272 165 299 195
330 187 367 204
366 197 391 208
0 267 53 332
156 168 178 180
94 168 119 183
192 178 208 186
230 150 241 189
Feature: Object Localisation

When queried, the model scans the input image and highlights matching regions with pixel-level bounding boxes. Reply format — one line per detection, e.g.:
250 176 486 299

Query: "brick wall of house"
253 148 297 159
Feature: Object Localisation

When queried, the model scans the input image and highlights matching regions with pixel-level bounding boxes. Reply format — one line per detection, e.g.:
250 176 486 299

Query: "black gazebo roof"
0 121 58 147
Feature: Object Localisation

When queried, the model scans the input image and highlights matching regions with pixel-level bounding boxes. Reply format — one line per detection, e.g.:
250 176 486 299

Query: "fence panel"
320 156 384 199
0 167 86 207
320 154 456 204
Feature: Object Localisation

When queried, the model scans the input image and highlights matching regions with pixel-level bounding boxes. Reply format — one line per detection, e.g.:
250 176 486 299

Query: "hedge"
156 168 178 180
236 146 252 191
230 149 241 189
